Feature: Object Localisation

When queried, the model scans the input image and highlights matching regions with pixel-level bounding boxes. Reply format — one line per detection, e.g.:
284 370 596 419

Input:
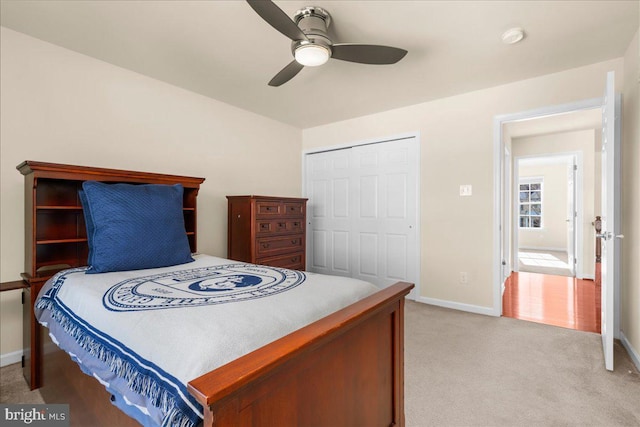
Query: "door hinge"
574 164 578 171
21 291 24 305
574 258 577 264
21 355 25 368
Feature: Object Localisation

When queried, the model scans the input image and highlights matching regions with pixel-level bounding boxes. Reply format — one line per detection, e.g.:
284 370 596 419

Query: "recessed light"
502 28 525 44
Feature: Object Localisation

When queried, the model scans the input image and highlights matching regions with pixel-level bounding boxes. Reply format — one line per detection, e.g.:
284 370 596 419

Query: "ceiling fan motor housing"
291 6 332 55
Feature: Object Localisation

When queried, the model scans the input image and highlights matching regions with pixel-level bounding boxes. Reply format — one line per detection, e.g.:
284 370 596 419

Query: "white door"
306 148 353 278
566 159 576 276
305 137 419 296
600 71 621 371
350 140 418 289
502 146 512 282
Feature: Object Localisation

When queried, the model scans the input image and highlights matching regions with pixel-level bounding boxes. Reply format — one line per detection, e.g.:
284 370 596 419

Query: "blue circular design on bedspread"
103 264 305 311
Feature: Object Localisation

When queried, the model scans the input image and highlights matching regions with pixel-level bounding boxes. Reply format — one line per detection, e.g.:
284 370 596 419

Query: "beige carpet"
2 301 639 426
0 363 43 404
404 301 640 426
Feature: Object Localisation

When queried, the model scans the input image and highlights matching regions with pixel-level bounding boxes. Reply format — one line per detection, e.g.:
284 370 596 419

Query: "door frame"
302 131 421 299
493 97 605 317
512 152 583 278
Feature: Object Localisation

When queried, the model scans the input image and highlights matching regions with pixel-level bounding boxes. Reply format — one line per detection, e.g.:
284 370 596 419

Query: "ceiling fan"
247 0 408 86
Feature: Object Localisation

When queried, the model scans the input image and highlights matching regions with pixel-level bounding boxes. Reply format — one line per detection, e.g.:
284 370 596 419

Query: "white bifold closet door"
305 137 418 292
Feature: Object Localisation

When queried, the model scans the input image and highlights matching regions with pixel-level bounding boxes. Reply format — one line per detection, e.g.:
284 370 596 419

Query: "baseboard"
0 349 22 368
620 331 640 372
519 247 567 253
414 296 495 317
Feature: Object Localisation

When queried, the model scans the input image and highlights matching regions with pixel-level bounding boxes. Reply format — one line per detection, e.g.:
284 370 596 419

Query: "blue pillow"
80 181 194 274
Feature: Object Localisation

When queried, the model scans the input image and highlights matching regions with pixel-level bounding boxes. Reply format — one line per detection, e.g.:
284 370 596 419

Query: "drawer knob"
291 239 298 244
262 243 270 248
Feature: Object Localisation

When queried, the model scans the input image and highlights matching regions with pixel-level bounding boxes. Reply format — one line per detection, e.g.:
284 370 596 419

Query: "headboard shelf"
36 206 83 210
18 160 205 286
37 238 88 244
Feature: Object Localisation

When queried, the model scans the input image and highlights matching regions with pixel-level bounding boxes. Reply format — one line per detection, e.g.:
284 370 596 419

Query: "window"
519 178 542 228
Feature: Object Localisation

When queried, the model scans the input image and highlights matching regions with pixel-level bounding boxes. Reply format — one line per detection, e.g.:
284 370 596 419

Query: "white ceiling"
1 1 638 129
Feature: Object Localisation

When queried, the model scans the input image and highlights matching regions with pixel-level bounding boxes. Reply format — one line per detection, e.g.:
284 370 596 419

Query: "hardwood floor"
503 266 601 333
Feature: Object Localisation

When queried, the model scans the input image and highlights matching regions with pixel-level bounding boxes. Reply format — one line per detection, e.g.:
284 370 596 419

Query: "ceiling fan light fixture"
247 0 407 85
294 44 331 67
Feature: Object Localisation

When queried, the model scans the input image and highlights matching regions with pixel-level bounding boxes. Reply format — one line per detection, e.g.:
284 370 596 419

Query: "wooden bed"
18 161 413 427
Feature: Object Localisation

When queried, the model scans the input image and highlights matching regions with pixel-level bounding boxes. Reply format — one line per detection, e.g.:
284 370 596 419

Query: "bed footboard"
188 281 413 427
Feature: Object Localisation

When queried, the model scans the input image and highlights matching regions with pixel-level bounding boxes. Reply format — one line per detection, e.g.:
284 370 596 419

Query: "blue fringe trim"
36 297 199 427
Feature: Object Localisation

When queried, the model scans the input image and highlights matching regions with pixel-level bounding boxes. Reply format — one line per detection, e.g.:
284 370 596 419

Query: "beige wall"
0 28 302 359
517 163 569 251
621 29 640 365
303 59 624 311
512 129 598 278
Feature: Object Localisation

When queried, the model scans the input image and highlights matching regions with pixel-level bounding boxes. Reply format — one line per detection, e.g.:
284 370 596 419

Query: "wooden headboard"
17 161 205 286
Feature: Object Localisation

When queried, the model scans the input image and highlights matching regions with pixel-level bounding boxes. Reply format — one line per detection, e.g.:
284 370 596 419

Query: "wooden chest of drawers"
227 195 307 270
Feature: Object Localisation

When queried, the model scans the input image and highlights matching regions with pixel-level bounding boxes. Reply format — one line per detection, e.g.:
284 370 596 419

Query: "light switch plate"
460 185 472 196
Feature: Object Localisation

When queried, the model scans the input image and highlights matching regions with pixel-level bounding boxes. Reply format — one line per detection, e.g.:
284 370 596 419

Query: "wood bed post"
394 296 406 426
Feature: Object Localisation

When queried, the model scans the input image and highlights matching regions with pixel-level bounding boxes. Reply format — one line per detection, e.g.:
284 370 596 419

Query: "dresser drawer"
255 200 283 217
283 202 305 217
256 235 304 257
256 219 304 235
259 252 304 270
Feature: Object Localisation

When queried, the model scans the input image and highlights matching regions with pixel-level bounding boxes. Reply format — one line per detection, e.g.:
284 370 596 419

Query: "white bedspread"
35 254 379 427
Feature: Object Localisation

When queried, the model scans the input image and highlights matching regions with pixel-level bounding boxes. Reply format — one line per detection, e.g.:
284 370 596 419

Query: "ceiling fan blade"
331 44 408 65
247 0 308 41
269 60 304 86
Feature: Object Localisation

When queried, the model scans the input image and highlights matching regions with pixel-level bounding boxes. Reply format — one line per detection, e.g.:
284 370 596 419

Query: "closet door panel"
306 149 352 277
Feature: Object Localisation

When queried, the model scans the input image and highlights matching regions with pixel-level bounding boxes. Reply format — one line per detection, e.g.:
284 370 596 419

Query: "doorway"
514 153 580 278
493 99 604 317
501 112 600 334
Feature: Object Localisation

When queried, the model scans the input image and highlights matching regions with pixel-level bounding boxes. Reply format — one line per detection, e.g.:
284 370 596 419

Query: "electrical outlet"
460 185 472 196
459 272 469 284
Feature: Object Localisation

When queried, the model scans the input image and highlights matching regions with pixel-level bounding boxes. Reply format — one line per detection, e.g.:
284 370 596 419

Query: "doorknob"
597 232 625 241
